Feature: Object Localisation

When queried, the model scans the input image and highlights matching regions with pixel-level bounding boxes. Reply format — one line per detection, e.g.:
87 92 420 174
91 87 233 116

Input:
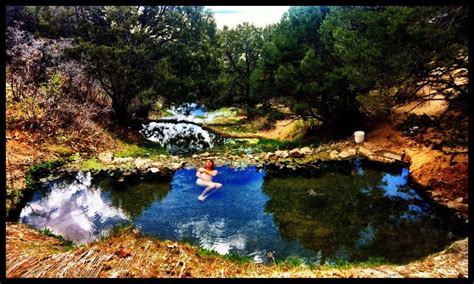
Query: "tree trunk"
111 96 131 126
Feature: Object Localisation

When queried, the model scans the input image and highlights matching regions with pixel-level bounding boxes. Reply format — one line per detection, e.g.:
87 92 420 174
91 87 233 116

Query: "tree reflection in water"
262 162 466 264
98 175 173 219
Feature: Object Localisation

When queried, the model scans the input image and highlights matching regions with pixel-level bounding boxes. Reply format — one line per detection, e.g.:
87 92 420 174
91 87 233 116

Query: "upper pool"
18 160 467 265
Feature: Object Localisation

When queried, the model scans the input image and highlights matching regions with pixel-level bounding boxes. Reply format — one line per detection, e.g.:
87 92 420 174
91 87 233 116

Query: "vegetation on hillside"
6 6 467 130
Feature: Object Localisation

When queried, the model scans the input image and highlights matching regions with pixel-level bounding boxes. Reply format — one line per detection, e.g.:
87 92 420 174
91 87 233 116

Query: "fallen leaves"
115 247 132 258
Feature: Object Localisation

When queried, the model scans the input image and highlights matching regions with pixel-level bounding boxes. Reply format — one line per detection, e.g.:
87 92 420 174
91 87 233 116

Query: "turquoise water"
19 160 466 264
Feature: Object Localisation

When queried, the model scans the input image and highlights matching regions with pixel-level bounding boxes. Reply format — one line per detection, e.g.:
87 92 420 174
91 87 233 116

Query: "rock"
410 272 433 278
300 147 312 155
115 247 132 258
383 152 402 160
149 167 160 173
201 152 210 157
113 157 134 164
329 150 339 159
135 158 152 170
455 197 464 203
275 150 289 158
338 148 356 159
289 148 305 158
98 152 114 164
171 162 184 170
369 155 393 164
151 162 162 167
446 201 468 212
358 146 374 158
265 152 276 159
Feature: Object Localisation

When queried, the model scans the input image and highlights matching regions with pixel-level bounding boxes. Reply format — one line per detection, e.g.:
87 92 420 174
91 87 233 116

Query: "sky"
206 6 290 29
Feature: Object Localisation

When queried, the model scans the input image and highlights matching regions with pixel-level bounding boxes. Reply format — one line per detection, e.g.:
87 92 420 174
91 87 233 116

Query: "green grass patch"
255 139 300 151
25 158 65 187
80 157 108 171
223 120 259 133
40 228 76 251
195 247 253 264
101 223 137 240
273 256 389 270
161 110 175 117
115 142 167 159
45 144 74 157
322 257 389 269
6 186 24 210
274 257 305 268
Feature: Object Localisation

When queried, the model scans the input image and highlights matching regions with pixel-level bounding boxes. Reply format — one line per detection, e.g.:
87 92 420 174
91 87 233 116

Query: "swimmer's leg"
198 185 214 201
198 182 222 201
196 179 209 187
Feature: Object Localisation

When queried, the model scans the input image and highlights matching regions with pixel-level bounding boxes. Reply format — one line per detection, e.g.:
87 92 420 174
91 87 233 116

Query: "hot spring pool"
18 160 467 265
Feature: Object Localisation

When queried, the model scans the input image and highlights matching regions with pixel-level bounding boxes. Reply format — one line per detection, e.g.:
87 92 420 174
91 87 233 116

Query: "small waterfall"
140 121 223 155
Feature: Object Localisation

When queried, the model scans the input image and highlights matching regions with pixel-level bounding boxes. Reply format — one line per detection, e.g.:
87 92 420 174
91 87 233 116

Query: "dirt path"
206 118 310 141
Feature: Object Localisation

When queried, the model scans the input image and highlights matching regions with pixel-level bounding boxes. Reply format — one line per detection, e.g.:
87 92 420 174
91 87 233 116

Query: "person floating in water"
196 159 222 201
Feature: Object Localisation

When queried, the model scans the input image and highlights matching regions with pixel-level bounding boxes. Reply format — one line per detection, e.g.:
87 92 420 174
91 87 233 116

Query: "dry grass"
6 223 468 278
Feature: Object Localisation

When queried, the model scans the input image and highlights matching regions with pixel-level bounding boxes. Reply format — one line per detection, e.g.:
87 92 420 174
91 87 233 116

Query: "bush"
40 228 76 251
6 25 111 142
356 89 392 119
267 109 286 123
25 158 65 187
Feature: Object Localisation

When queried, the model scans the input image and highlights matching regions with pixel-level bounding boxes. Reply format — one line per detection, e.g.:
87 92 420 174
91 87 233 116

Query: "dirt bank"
6 223 467 278
362 122 468 220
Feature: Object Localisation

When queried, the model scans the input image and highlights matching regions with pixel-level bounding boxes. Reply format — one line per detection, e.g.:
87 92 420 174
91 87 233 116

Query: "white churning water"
140 122 218 152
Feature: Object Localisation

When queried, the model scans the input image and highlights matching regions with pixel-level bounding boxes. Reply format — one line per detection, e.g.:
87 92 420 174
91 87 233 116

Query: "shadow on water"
17 160 467 264
262 160 467 265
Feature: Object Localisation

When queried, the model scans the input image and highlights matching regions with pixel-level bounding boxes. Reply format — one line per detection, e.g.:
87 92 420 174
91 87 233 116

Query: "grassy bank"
6 223 468 278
